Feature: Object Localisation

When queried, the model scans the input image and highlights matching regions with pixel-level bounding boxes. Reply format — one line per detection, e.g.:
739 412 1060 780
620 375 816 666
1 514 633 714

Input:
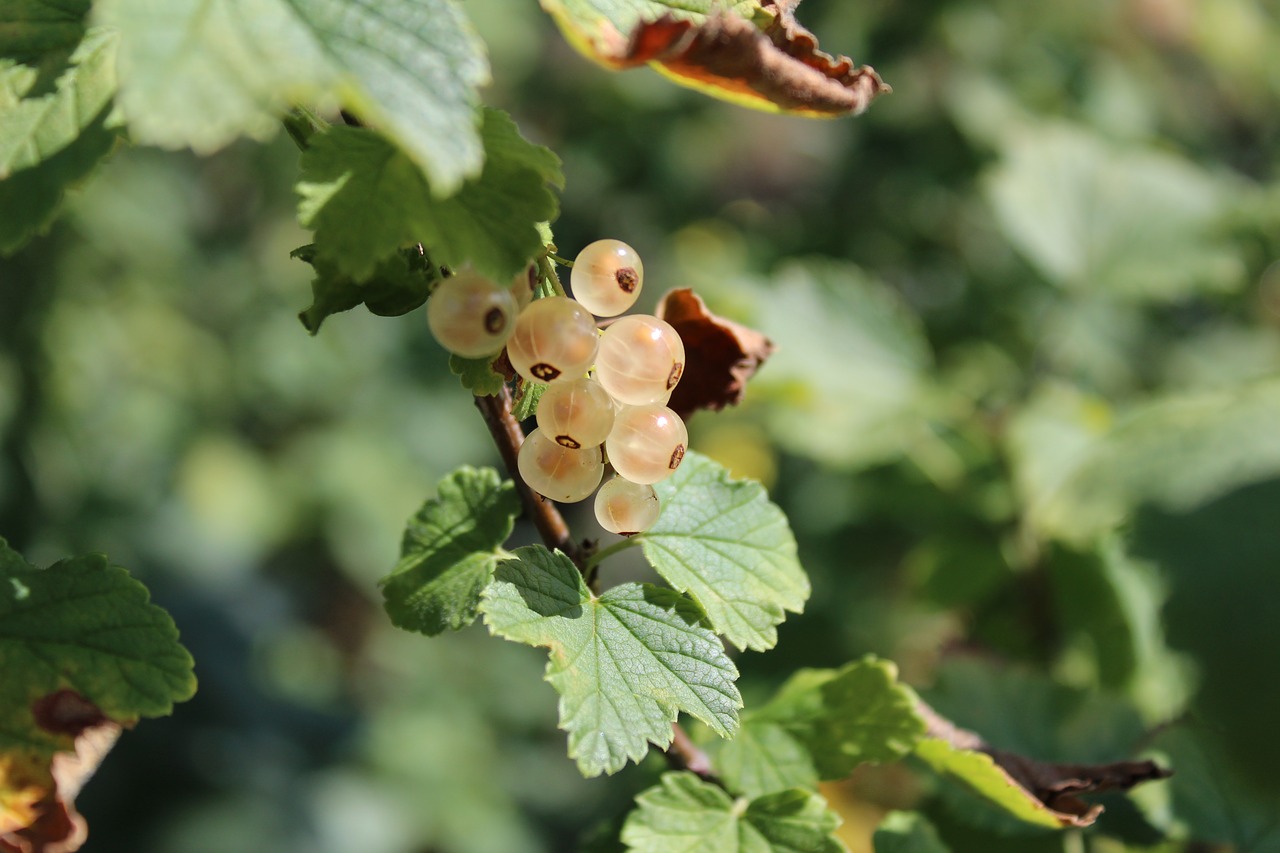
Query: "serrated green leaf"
620 772 846 853
0 538 196 758
294 245 437 334
1030 378 1280 545
913 739 1064 830
381 467 520 636
717 720 819 798
511 378 546 420
986 122 1243 300
297 110 562 281
744 658 924 787
873 812 951 853
95 0 488 193
639 451 806 652
449 353 506 396
480 546 741 777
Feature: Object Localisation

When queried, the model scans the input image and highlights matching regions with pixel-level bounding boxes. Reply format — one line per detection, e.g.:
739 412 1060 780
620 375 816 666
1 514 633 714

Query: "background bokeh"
2 0 1279 850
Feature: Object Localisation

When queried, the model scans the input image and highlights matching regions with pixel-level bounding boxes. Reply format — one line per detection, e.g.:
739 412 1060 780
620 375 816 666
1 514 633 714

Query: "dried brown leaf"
917 699 1172 828
614 12 889 116
656 288 775 418
1 693 122 853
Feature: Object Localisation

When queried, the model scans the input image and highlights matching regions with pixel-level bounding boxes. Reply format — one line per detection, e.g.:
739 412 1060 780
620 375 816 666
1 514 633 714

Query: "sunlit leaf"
480 546 741 777
96 0 489 193
297 110 562 281
640 451 807 651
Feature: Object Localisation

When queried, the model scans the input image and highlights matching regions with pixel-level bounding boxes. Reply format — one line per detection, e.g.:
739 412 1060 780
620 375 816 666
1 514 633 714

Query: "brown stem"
474 386 578 564
473 384 716 780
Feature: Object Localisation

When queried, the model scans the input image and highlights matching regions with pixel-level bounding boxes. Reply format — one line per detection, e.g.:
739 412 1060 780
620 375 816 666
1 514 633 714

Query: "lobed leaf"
620 771 846 853
480 546 741 777
96 0 489 194
381 467 520 636
640 450 807 651
297 110 563 282
719 658 925 797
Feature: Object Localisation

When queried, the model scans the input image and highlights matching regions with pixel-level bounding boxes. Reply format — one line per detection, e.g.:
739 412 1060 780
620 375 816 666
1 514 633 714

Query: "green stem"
536 252 567 298
583 536 642 572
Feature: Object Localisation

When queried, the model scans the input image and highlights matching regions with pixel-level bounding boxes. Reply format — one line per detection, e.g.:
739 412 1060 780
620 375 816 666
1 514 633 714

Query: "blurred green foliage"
1 0 1278 850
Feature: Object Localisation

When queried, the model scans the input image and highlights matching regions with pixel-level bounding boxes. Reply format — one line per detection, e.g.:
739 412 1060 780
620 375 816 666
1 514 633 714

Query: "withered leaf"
916 699 1172 828
656 288 775 418
617 11 889 116
1 692 121 853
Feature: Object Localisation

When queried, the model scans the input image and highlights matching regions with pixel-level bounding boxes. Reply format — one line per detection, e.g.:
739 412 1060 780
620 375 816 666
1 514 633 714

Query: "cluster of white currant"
426 240 687 535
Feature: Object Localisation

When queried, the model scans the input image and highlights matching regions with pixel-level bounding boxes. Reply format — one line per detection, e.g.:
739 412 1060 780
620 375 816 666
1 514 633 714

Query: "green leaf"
717 261 931 470
381 467 520 636
0 5 120 253
293 244 437 334
0 22 117 176
0 102 115 253
0 538 196 758
717 720 819 799
640 450 807 651
480 546 741 777
620 772 846 853
757 659 925 780
1146 725 1280 850
873 812 951 853
913 740 1064 831
297 110 563 281
95 0 489 193
923 658 1145 766
449 353 506 397
1132 477 1280 798
1030 378 1280 544
986 122 1243 300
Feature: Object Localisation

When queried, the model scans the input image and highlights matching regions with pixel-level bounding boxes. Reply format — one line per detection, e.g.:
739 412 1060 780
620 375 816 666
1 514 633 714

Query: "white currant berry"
570 239 644 317
506 296 600 384
605 404 687 485
594 476 661 535
517 428 604 503
426 271 518 358
594 315 685 406
536 377 616 450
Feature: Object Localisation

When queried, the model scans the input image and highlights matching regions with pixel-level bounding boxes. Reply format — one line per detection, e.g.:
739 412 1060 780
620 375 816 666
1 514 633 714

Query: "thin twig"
473 386 578 564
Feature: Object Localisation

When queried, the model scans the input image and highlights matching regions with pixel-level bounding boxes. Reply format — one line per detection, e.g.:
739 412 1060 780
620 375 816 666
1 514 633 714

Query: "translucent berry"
570 239 644 317
426 271 518 358
605 404 688 485
506 296 600 384
517 428 604 503
594 315 686 406
536 377 616 450
594 476 661 535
